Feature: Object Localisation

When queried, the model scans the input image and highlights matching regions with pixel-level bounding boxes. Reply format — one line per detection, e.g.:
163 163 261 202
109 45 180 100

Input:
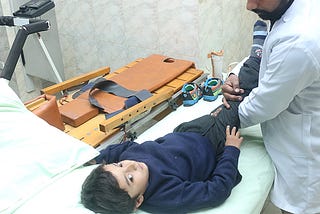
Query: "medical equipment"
13 0 55 18
0 0 64 85
0 16 50 81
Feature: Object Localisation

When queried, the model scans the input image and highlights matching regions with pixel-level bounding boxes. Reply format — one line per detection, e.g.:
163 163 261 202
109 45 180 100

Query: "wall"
0 0 20 95
0 0 257 101
0 3 8 67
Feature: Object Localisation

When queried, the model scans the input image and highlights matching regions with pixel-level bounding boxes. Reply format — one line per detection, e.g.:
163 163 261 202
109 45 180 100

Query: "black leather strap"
88 77 152 112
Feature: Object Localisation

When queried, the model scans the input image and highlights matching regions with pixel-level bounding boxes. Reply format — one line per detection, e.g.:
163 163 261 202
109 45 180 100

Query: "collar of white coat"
281 0 309 23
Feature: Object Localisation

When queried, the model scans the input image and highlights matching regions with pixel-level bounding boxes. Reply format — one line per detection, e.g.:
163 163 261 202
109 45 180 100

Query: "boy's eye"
128 174 133 182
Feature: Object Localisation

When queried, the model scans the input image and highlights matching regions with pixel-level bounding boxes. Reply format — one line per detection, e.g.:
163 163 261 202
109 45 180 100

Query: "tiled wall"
1 0 257 101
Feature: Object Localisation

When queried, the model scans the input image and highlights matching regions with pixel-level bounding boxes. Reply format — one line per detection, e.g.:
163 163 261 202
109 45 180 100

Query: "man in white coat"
222 0 320 213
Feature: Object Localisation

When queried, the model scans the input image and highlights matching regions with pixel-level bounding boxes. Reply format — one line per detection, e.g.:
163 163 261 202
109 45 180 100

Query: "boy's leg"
174 21 267 156
173 114 223 153
209 54 262 132
206 20 268 153
173 115 215 135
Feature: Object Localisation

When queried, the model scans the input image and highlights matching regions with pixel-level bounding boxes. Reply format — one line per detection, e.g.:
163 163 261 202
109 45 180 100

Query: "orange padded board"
59 54 195 127
108 54 194 91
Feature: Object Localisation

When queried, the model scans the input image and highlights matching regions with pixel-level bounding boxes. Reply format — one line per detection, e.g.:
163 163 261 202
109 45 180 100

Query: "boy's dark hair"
81 164 137 214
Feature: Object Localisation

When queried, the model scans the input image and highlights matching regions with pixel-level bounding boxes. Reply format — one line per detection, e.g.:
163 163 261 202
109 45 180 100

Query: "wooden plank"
111 67 128 75
185 68 203 75
64 113 119 147
126 58 143 68
112 59 142 75
177 72 199 81
25 97 46 111
81 128 119 147
41 66 110 95
99 88 174 133
154 85 176 95
166 79 188 92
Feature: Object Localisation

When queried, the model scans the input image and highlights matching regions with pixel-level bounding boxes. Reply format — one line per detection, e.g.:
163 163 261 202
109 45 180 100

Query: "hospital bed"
0 56 274 213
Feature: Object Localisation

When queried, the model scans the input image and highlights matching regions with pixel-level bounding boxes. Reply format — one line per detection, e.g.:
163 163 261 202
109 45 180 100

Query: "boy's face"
103 160 149 198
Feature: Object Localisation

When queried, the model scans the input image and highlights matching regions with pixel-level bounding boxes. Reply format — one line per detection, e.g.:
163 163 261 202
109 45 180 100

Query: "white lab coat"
239 0 320 213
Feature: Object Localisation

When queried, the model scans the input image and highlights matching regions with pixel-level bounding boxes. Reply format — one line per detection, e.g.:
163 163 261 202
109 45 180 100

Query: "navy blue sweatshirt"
96 132 241 213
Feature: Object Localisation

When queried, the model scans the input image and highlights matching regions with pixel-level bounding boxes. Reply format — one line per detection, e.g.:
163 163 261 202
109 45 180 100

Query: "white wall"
1 0 258 101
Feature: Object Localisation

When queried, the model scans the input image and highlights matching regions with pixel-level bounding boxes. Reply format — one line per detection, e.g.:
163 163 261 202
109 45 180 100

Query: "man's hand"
221 74 244 108
225 126 243 149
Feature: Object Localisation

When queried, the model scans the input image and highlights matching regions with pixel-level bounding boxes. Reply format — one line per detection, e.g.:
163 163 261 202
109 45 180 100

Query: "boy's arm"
144 147 241 213
180 127 243 210
182 146 241 210
95 141 137 164
154 147 241 212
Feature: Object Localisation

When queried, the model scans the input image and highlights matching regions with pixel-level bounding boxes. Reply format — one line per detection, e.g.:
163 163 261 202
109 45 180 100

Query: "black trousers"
174 56 260 157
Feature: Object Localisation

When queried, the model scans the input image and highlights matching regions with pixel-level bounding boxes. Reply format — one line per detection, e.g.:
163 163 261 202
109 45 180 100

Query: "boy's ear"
134 195 144 210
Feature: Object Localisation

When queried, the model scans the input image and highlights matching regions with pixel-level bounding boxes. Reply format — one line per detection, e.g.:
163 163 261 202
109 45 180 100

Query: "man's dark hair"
81 164 137 214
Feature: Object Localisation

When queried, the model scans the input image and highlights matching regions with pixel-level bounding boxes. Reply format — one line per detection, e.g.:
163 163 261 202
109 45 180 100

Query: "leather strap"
88 77 152 112
25 94 65 131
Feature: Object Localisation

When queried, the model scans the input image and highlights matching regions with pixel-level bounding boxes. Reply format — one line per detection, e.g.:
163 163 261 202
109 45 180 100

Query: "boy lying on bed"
81 20 267 214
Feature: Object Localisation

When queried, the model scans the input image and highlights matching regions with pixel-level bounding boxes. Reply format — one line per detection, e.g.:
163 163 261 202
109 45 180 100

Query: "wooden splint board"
41 57 205 148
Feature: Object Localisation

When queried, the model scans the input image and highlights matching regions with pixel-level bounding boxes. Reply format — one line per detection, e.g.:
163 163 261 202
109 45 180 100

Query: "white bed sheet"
0 79 99 214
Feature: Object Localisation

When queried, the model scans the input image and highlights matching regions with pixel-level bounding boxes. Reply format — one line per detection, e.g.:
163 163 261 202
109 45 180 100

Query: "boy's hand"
225 125 243 149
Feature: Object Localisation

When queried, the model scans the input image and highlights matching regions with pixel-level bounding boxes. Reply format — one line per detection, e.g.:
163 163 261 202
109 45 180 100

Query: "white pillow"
14 165 97 214
0 79 99 213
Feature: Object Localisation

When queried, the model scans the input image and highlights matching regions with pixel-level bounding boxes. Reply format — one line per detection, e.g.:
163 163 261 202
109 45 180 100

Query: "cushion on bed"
0 79 99 213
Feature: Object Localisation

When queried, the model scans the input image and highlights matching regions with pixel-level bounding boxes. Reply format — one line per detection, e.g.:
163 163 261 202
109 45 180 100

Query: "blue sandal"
182 82 202 106
203 78 223 101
